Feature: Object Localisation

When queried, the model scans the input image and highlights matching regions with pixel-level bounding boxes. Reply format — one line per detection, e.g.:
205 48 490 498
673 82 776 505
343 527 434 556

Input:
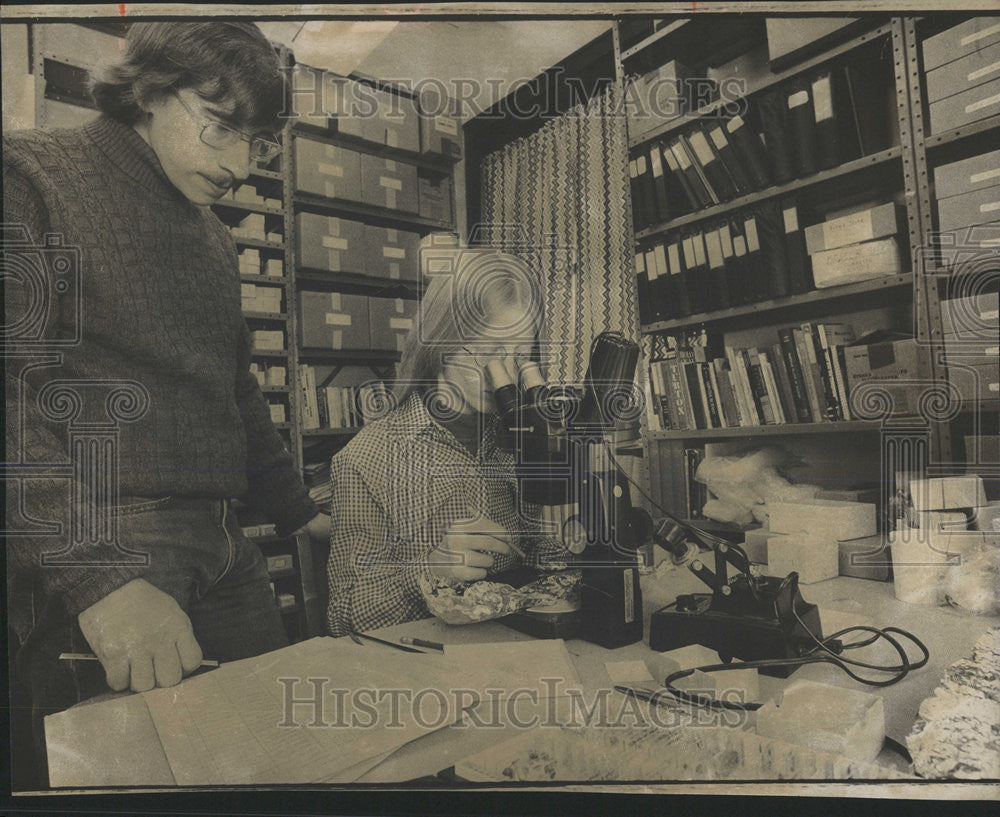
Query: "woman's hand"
428 517 513 582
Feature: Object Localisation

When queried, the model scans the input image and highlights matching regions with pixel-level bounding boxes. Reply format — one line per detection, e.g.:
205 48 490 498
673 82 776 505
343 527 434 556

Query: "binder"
635 250 652 325
704 227 732 310
633 153 655 229
725 114 771 189
811 69 840 170
757 88 795 184
781 200 813 294
650 241 673 321
742 213 769 303
728 219 751 305
705 123 753 196
643 247 663 322
647 143 672 224
718 221 743 307
786 79 818 178
754 201 792 298
687 128 737 201
691 230 714 313
661 142 700 211
843 62 894 158
681 234 704 314
629 158 647 230
670 138 714 208
778 327 813 422
665 238 693 317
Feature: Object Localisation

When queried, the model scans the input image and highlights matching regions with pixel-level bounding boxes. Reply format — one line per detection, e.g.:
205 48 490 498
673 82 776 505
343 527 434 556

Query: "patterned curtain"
479 82 637 385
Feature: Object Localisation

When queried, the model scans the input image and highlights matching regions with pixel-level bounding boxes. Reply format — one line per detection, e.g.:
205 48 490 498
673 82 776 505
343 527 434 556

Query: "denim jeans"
15 496 289 784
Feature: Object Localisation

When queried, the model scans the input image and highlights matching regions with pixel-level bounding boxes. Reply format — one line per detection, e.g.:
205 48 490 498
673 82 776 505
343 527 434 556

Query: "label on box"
671 144 690 170
823 211 873 248
783 206 799 233
649 146 664 178
648 247 662 280
787 90 809 109
968 59 1000 82
318 162 344 177
965 91 1000 113
435 117 459 135
709 126 727 150
689 132 714 165
322 236 349 250
726 115 746 133
970 167 1000 184
383 247 406 259
744 217 760 251
980 201 1000 212
380 176 403 190
812 75 834 121
961 20 1000 46
389 318 413 330
668 242 681 271
326 313 352 325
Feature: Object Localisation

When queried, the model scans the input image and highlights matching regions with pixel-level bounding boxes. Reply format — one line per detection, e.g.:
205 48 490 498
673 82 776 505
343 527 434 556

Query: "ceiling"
258 20 612 122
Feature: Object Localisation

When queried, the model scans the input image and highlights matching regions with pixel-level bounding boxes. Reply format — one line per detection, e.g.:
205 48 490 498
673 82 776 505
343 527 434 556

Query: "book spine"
662 141 700 211
679 134 721 206
666 239 692 317
778 327 813 422
744 348 774 424
703 361 725 428
671 138 713 208
812 70 839 170
759 351 786 424
810 323 840 421
725 114 771 189
683 362 709 428
706 123 752 195
793 327 823 423
817 324 845 420
664 358 693 429
712 359 740 427
644 365 663 431
725 345 755 426
786 81 818 178
757 88 795 184
688 128 736 201
768 343 798 425
834 345 853 421
704 227 732 310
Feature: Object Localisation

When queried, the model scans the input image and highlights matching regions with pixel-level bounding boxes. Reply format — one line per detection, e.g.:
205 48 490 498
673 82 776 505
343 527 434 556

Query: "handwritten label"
322 236 349 250
325 313 352 326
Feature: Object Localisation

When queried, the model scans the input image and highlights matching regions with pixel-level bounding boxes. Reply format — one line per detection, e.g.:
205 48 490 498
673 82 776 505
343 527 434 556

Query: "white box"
810 237 903 288
756 680 884 764
910 476 987 511
916 510 969 532
768 499 877 542
766 535 839 584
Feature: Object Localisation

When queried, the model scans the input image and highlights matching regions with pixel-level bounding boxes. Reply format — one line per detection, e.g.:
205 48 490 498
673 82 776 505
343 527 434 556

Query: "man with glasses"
4 21 327 778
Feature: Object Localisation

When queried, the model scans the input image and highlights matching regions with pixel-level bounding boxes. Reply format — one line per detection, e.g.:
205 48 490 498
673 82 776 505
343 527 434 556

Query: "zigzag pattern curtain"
479 82 637 384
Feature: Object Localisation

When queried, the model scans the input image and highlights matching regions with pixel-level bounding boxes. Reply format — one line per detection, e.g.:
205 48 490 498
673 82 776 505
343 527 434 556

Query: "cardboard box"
810 237 903 288
296 213 367 272
290 65 331 128
360 154 419 213
365 226 421 282
837 535 891 581
909 475 987 512
367 296 418 351
418 172 454 224
294 139 363 202
419 108 463 159
626 60 699 138
766 17 860 69
324 73 373 140
943 334 999 362
926 40 1000 104
766 534 839 584
936 183 1000 233
946 359 1000 402
804 203 900 255
929 75 1000 134
922 17 1000 73
940 292 1000 336
934 149 1000 200
843 338 927 416
296 292 369 350
768 499 877 542
360 85 420 152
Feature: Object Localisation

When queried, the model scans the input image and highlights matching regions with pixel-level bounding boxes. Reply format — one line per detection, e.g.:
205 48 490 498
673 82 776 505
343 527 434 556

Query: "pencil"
59 652 220 668
399 636 445 651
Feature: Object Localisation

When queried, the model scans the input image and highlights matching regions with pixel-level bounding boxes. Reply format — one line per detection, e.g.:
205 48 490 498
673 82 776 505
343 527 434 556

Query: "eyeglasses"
172 92 282 162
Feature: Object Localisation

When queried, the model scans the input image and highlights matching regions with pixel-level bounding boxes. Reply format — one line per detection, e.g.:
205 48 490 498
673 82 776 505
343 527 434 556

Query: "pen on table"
399 636 445 652
59 652 220 668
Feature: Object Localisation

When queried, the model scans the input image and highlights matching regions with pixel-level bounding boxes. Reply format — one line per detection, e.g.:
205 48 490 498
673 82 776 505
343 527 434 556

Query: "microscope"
490 332 652 649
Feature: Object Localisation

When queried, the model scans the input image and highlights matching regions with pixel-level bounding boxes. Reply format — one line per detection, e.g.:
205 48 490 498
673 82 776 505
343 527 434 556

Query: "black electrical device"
648 519 823 678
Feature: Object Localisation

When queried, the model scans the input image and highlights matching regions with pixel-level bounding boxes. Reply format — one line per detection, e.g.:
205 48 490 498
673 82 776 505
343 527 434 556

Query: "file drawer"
923 17 1000 72
928 75 1000 133
926 41 1000 104
936 183 1000 233
934 149 1000 200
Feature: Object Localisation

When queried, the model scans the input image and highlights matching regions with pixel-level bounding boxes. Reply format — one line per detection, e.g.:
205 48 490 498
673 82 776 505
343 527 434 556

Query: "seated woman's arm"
325 459 432 636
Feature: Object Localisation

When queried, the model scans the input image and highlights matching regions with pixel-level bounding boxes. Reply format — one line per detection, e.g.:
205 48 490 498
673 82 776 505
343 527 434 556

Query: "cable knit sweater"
3 115 317 640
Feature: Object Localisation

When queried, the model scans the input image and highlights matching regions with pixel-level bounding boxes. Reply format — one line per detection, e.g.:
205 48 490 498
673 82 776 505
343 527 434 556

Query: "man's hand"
297 512 331 542
77 578 203 693
428 516 512 582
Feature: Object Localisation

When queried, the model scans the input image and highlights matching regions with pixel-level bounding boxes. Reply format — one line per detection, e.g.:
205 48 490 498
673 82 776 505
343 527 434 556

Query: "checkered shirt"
326 392 568 636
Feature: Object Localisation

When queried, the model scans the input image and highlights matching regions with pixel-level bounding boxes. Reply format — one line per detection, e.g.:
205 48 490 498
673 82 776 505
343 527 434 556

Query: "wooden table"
44 572 998 787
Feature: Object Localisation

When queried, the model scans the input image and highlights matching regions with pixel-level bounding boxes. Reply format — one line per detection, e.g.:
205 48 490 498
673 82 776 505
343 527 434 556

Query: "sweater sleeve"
234 328 318 536
4 165 149 616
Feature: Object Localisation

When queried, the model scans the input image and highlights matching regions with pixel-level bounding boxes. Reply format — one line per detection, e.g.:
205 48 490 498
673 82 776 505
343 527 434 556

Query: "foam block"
756 679 885 763
916 510 970 532
889 528 952 605
837 535 891 581
909 476 987 512
768 499 876 542
972 502 1000 532
743 526 770 563
767 534 839 584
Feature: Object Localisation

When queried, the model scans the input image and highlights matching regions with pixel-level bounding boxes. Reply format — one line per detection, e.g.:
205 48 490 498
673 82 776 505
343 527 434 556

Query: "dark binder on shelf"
681 234 704 315
691 230 714 313
650 241 674 321
647 143 672 225
728 218 751 305
811 69 840 170
687 128 737 202
786 79 818 178
704 227 732 310
643 247 664 323
777 327 813 423
636 153 658 227
843 61 895 158
666 239 693 317
757 88 795 185
741 213 769 303
661 142 700 212
670 138 714 209
725 114 771 189
629 158 647 231
781 199 813 295
635 250 652 325
754 201 791 299
705 122 752 196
